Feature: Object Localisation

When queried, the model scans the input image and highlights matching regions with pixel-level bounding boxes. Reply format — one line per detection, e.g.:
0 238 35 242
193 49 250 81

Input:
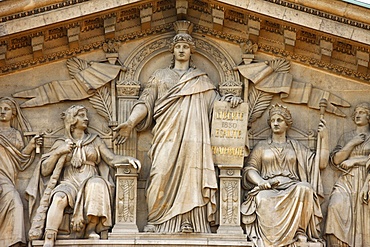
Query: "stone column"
109 163 139 237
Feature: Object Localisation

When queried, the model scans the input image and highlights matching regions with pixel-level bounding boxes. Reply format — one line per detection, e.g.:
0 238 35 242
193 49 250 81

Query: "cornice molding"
263 0 370 31
0 0 368 84
0 0 90 23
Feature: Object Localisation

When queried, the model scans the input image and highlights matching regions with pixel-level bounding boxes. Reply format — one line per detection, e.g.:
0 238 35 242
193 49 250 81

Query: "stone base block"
296 241 324 247
31 233 253 246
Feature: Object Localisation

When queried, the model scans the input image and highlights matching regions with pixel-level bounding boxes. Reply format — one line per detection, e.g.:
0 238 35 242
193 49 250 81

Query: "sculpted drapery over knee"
241 104 329 247
113 22 242 233
27 105 140 247
326 102 370 247
0 97 42 247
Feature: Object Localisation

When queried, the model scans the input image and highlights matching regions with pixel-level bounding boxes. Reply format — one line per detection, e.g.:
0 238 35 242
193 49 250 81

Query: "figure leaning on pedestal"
241 104 329 247
113 20 242 233
26 105 141 247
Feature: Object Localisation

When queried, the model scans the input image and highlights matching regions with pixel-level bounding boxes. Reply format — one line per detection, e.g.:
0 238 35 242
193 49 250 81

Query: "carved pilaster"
248 16 260 41
217 168 243 234
357 49 370 73
211 101 248 235
114 80 141 158
284 27 296 50
110 164 139 237
0 43 6 66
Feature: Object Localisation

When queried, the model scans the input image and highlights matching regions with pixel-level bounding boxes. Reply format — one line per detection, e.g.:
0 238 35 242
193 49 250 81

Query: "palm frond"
89 85 113 122
248 84 273 123
66 57 89 79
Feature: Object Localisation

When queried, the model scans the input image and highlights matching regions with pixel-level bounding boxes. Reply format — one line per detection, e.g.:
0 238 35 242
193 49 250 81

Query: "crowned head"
170 21 195 53
267 104 293 128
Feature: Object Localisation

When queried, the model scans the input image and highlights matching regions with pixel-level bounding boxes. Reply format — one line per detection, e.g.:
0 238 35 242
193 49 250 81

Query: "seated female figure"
241 104 328 247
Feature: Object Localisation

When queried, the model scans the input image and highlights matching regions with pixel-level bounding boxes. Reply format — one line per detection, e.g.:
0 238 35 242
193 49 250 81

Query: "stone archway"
122 33 240 86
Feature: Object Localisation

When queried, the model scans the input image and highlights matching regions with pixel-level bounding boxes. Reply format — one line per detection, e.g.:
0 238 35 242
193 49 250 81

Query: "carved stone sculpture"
113 20 242 233
0 97 42 247
26 105 141 247
241 104 328 246
325 102 370 247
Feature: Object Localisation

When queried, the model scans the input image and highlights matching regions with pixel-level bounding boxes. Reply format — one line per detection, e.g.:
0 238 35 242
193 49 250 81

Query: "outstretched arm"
113 104 148 144
99 138 141 172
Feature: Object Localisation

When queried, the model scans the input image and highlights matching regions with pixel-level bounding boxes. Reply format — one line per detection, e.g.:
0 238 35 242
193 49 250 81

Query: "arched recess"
121 33 240 86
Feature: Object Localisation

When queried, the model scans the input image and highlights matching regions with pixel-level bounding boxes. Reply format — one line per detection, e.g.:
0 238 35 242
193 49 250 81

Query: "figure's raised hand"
57 139 75 155
317 119 328 139
340 159 356 170
350 133 366 146
113 121 134 145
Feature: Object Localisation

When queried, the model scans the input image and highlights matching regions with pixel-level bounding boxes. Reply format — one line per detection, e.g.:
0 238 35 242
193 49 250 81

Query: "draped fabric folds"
13 62 121 108
135 67 219 232
237 61 350 117
241 138 323 247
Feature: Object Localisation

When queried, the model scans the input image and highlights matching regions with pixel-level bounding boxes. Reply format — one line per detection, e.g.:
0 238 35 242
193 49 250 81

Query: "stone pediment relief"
1 11 370 245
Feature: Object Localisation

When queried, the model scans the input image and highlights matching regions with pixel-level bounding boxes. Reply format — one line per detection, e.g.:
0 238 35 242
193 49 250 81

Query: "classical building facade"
0 0 370 246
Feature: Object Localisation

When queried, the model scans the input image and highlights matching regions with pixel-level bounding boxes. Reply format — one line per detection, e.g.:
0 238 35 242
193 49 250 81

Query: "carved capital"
116 81 141 98
219 80 243 97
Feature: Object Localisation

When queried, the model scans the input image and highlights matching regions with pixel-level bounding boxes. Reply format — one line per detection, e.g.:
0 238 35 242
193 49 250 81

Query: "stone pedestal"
109 163 139 238
210 101 249 235
217 165 244 235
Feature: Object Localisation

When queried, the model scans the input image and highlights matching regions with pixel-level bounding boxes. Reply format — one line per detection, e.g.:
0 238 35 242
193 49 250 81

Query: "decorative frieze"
81 17 104 32
189 0 211 14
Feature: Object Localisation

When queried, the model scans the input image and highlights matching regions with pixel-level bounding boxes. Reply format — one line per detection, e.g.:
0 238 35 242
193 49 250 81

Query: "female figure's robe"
0 129 31 247
326 131 370 247
241 138 323 247
136 67 219 232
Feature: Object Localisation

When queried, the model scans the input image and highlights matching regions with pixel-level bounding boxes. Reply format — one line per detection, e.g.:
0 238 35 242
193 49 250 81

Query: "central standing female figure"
241 104 328 247
114 21 241 233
